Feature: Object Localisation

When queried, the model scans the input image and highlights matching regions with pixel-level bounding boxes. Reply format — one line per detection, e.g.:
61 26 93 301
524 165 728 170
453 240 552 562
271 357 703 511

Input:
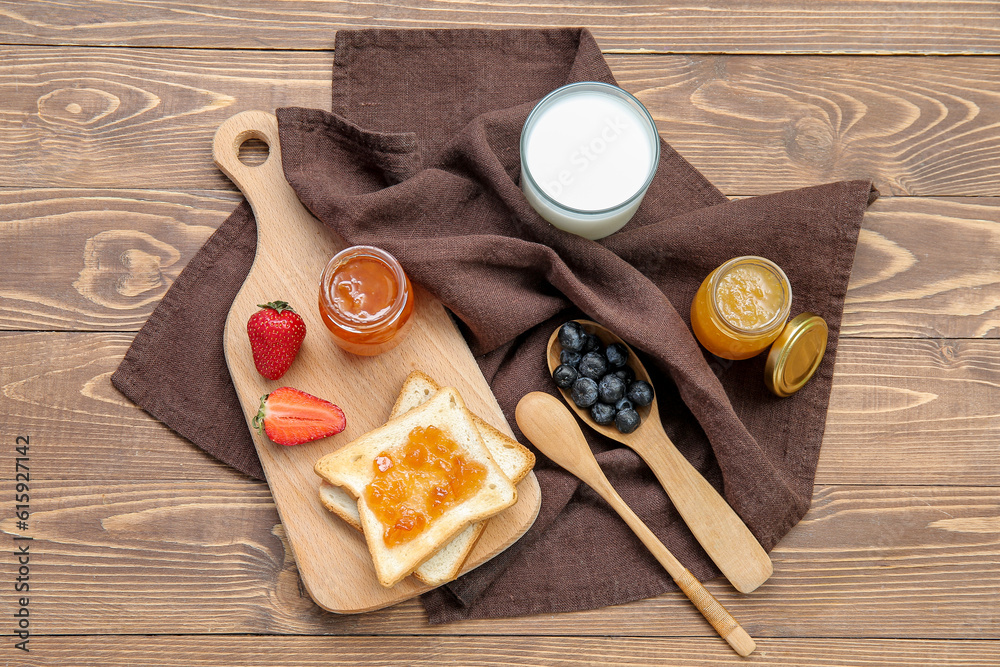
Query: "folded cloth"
112 28 876 622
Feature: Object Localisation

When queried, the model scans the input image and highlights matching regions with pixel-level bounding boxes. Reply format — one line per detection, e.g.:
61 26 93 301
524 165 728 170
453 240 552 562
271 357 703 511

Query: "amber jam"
363 425 487 548
318 246 414 356
690 256 792 360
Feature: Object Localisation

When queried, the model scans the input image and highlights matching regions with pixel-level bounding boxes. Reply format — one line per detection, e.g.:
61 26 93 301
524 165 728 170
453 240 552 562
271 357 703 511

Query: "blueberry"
552 364 578 389
614 397 634 413
613 366 635 385
590 402 616 425
605 342 629 368
560 349 582 367
627 380 654 407
578 352 608 380
558 321 586 352
570 377 599 408
615 408 641 434
583 333 602 353
597 374 626 404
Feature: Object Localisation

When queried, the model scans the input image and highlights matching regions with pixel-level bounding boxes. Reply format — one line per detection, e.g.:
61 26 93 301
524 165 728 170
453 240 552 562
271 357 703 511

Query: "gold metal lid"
764 313 829 397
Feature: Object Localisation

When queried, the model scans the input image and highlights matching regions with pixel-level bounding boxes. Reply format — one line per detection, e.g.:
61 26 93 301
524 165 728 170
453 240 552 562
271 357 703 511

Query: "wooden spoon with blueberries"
546 320 773 594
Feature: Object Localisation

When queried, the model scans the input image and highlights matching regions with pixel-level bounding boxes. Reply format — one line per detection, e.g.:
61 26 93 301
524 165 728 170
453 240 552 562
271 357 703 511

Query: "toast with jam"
318 371 534 586
314 385 519 588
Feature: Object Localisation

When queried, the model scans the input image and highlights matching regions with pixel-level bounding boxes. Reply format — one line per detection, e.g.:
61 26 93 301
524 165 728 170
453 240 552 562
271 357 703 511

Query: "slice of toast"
392 372 535 487
319 371 535 585
314 386 518 588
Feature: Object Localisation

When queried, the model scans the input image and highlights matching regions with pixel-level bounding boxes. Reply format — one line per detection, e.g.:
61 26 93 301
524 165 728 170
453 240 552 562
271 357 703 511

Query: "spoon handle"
629 426 773 593
589 476 756 657
515 393 755 657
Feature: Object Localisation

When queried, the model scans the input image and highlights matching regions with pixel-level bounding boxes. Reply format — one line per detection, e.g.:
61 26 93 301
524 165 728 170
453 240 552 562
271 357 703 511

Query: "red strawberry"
253 387 346 446
247 300 305 380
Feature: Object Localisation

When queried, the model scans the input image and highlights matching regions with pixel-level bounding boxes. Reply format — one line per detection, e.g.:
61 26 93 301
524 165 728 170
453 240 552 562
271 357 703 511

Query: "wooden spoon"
516 392 756 657
547 320 772 594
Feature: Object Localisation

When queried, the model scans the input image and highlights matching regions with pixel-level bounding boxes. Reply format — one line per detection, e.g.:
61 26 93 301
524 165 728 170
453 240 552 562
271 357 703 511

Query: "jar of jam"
318 245 415 356
690 256 792 360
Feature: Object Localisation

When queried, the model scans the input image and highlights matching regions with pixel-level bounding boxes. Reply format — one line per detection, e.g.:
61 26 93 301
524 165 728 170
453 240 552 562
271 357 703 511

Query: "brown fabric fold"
111 28 876 622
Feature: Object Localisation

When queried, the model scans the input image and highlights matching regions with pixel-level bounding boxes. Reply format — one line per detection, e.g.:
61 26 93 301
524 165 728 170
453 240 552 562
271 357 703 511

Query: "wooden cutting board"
213 110 541 613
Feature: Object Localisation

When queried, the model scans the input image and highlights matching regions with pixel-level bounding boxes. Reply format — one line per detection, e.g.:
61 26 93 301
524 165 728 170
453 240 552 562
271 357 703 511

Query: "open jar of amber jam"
690 256 792 360
318 245 415 356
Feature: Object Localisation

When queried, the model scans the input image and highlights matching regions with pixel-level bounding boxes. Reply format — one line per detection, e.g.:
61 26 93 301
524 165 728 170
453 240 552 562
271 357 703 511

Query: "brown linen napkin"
112 28 876 622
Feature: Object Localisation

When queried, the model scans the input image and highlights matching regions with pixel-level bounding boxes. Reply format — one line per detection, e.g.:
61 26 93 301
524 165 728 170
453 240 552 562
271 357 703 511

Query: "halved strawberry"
252 387 346 446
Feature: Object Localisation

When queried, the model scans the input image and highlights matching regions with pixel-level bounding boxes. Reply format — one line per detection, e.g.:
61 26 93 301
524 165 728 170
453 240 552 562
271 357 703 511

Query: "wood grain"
3 334 999 485
1 1 999 53
0 331 238 479
7 636 1000 667
0 188 238 330
3 48 1000 195
0 46 328 191
821 338 1000 484
846 197 1000 338
618 55 1000 197
0 481 994 637
3 191 999 337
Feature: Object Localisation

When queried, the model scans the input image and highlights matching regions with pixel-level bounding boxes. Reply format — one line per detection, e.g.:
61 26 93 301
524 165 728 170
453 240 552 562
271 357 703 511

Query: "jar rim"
519 81 661 216
319 245 411 334
708 256 792 336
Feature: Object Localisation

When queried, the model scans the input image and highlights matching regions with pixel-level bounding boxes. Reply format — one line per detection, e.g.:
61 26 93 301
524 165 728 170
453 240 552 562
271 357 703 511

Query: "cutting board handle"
212 110 334 265
212 110 284 197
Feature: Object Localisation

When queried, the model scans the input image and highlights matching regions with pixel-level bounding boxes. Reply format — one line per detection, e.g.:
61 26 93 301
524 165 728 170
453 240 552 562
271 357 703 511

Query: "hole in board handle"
238 136 269 167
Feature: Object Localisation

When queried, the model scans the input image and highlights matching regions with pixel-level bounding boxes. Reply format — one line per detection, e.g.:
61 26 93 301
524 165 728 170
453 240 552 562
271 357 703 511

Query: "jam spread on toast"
364 425 486 547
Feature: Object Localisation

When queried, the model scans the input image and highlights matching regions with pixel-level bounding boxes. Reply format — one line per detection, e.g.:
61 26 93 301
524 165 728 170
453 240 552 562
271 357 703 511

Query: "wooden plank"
821 339 1000 485
4 47 1000 195
7 636 1000 667
846 198 1000 338
0 47 328 191
0 481 995 637
3 191 999 338
1 1 999 53
0 331 239 480
0 189 237 330
3 334 1000 485
618 55 1000 197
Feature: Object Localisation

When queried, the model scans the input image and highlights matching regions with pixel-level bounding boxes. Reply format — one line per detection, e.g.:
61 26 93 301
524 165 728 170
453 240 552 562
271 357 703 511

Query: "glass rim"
519 81 661 216
319 245 411 333
708 256 792 336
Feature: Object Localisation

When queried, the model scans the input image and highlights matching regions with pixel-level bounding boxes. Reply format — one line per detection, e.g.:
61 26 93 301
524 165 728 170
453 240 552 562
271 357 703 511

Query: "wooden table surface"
2 3 999 665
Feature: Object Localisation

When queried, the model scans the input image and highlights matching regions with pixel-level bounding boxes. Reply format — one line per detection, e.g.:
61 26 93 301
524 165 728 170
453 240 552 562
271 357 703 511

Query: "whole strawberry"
247 300 305 380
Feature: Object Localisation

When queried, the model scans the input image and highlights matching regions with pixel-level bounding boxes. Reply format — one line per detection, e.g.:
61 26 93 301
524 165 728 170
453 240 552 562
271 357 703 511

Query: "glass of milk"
519 82 660 240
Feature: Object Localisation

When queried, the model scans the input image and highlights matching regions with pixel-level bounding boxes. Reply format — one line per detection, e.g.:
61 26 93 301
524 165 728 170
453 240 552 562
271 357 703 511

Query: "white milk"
520 82 659 239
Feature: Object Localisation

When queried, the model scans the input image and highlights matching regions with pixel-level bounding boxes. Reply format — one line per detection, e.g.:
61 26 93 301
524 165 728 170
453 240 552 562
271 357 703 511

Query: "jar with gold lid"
690 256 792 361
